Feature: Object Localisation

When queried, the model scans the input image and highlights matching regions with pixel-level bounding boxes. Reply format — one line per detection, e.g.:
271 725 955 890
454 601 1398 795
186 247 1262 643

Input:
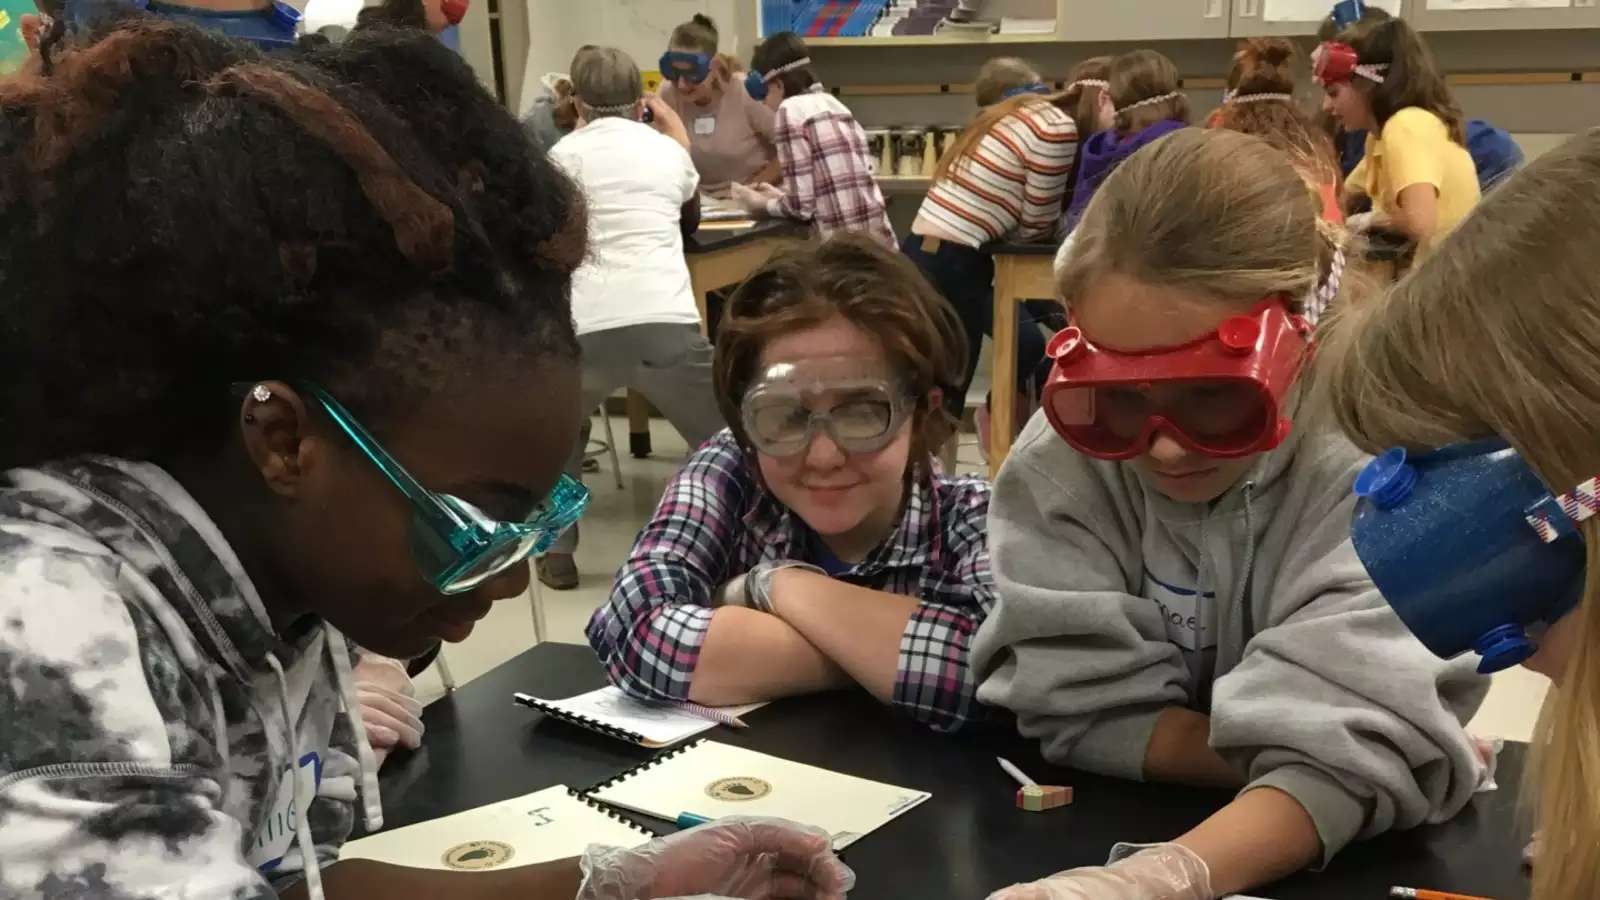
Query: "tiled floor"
418 413 1550 742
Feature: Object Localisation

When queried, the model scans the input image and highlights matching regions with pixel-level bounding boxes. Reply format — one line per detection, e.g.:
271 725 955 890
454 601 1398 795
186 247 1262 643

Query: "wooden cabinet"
1229 0 1406 36
1059 0 1229 40
1408 0 1600 32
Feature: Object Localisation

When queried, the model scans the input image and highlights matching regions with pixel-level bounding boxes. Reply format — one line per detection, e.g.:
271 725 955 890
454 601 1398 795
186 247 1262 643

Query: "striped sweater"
913 102 1079 249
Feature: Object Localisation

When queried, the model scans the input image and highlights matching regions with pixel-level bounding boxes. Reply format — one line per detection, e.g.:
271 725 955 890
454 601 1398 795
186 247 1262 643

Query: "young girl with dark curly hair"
0 19 850 900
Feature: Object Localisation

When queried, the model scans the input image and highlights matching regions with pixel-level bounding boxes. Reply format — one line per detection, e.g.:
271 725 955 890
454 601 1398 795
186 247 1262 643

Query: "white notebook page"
588 741 931 850
340 785 650 871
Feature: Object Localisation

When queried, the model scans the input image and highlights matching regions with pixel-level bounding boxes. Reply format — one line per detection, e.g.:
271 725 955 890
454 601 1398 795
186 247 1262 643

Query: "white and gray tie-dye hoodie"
0 457 383 900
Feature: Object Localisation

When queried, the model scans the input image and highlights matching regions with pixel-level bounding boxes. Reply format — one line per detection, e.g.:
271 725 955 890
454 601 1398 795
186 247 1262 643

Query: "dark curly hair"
357 0 428 30
0 20 585 470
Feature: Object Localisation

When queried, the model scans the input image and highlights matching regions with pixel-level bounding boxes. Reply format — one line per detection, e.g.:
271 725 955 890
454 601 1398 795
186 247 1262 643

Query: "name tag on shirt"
250 752 323 872
1142 568 1217 653
694 115 716 136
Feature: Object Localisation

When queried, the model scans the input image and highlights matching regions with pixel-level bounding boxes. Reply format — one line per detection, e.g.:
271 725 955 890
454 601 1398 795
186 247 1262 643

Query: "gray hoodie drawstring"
1237 482 1259 639
324 624 384 833
265 651 324 900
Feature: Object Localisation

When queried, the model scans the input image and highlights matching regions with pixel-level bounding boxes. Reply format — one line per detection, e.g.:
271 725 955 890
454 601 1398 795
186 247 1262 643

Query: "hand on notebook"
577 816 856 900
985 843 1211 900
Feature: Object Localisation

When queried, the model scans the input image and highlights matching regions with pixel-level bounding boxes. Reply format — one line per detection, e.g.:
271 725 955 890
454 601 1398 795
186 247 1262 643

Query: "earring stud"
251 384 272 403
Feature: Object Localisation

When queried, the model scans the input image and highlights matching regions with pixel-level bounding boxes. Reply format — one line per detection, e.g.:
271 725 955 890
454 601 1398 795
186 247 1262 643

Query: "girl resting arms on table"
973 129 1487 899
0 20 850 900
1319 128 1600 900
588 235 996 734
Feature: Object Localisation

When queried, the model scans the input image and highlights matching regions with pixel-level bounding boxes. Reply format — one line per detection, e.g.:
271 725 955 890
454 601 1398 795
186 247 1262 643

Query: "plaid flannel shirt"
766 85 896 248
586 430 995 733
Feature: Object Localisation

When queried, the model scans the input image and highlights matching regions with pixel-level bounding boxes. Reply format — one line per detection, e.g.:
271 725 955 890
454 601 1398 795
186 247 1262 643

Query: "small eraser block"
1015 785 1073 812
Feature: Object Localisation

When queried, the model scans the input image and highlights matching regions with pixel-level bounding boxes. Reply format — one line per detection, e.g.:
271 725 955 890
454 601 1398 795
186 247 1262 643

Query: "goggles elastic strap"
764 56 812 83
1116 91 1184 114
585 100 638 116
1226 92 1295 105
1526 475 1600 543
1002 82 1051 100
1304 245 1346 326
1354 63 1389 84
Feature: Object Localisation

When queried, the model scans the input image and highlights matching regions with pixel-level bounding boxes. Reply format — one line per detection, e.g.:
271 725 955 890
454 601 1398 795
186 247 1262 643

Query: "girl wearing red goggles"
979 129 1489 900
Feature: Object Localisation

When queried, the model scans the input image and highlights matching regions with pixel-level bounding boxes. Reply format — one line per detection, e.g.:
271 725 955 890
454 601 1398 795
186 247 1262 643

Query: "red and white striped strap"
1526 475 1600 543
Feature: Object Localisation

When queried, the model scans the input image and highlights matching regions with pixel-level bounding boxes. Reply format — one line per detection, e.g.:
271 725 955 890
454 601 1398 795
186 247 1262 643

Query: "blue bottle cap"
1354 447 1418 510
1473 623 1537 674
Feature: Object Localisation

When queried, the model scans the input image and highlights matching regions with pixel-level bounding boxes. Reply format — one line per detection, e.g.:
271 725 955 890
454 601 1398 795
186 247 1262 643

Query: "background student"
901 56 1082 450
0 21 849 900
540 47 726 591
1062 49 1190 229
1209 38 1342 222
1316 1 1523 193
731 31 895 247
588 236 995 734
975 130 1486 899
1320 128 1600 900
522 46 595 153
658 14 780 192
973 56 1047 107
1320 16 1480 250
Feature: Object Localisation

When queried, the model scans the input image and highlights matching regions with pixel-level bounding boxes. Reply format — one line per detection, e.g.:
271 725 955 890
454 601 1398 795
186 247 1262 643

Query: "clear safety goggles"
1041 298 1314 460
740 358 914 458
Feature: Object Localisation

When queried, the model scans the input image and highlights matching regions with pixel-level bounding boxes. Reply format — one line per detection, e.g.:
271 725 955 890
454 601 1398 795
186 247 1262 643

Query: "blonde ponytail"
1318 128 1600 900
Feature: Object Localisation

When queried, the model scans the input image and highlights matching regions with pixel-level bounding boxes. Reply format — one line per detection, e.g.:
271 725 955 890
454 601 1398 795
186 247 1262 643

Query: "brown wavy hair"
1110 49 1190 134
714 235 967 471
1211 38 1339 186
1338 16 1465 145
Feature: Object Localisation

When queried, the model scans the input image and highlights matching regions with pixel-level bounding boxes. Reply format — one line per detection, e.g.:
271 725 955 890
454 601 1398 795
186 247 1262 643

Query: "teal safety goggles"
248 383 590 595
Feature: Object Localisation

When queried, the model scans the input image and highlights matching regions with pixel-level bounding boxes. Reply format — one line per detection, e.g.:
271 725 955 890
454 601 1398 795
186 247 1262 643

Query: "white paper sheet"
523 686 766 747
1262 0 1401 20
340 785 650 871
589 741 931 850
1427 0 1568 8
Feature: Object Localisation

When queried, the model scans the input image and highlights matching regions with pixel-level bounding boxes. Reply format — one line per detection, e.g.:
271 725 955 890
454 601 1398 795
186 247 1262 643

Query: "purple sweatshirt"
1063 119 1189 229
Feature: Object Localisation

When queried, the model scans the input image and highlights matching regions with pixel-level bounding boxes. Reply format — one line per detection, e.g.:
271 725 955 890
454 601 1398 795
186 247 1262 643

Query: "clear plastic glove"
353 654 424 766
577 817 855 900
986 843 1212 900
730 181 782 218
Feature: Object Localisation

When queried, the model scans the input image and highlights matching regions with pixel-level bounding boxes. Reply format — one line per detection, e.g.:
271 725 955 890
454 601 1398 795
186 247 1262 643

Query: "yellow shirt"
1349 107 1480 244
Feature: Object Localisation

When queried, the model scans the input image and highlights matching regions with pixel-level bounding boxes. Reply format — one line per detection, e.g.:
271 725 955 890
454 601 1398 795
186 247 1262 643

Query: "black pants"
900 234 1049 418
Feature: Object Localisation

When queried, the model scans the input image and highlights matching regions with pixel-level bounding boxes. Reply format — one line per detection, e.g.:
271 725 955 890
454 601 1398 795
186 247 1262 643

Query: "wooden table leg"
990 257 1019 480
626 390 652 458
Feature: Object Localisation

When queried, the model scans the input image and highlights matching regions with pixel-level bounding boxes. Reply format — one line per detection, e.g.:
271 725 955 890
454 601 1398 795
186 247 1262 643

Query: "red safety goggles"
441 0 470 26
1312 41 1387 86
1041 298 1314 460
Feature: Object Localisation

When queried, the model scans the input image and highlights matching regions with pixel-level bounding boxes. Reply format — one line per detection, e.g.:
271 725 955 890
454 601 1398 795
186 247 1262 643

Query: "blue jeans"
900 234 1049 418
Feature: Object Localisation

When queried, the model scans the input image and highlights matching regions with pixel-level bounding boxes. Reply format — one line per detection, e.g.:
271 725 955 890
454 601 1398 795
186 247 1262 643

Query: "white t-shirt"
549 118 702 336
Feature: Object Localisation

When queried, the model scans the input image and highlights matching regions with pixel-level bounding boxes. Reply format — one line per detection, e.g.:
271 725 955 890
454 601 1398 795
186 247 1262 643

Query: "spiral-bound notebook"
585 740 931 850
515 686 766 748
339 785 651 871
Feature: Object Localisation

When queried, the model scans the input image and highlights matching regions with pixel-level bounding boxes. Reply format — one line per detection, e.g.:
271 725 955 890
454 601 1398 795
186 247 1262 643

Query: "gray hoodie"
970 412 1489 863
0 457 382 900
